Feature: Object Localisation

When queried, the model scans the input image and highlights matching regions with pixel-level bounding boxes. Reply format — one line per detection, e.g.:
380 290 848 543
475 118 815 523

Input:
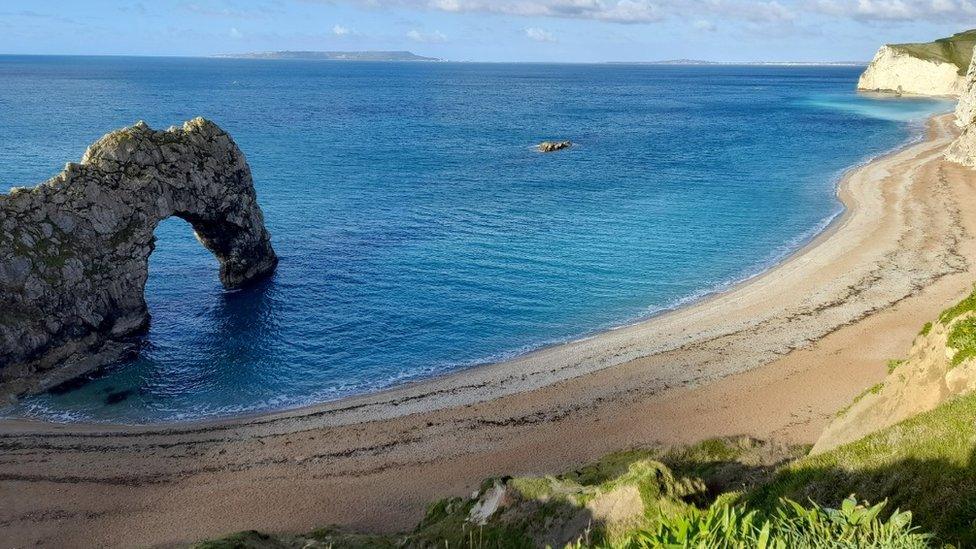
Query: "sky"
1 1 976 62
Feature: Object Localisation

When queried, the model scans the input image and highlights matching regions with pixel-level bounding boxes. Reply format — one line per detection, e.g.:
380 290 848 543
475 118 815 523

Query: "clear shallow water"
0 57 952 423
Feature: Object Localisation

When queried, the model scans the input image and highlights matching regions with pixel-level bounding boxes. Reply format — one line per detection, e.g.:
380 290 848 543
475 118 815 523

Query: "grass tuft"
947 316 976 367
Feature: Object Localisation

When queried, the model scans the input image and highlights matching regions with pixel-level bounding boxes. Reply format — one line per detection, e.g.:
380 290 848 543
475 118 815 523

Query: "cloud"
407 29 448 42
693 19 716 31
524 26 557 41
332 0 666 24
297 0 969 27
699 0 796 23
332 24 351 36
313 0 809 25
181 2 282 19
808 0 976 21
229 27 243 38
433 0 664 23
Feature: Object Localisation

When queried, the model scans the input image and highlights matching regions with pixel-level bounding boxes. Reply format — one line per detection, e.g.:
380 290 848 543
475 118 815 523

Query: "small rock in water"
104 389 135 405
537 140 572 153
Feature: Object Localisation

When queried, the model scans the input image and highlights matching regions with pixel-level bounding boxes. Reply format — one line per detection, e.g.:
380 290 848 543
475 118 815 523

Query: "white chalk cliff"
947 50 976 166
858 45 965 96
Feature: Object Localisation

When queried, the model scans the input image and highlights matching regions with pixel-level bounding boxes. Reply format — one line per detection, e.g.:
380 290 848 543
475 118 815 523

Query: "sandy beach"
2 113 975 548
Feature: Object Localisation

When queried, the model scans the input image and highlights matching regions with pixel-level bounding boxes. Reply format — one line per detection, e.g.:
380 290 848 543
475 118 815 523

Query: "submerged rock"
0 118 277 399
538 140 572 153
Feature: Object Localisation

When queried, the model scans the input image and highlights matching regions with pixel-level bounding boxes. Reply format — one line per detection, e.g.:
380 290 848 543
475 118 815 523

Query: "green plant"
946 316 976 367
938 286 976 324
625 497 930 549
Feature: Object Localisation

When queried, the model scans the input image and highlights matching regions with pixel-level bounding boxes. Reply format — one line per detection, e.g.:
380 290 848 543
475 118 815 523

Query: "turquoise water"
0 57 952 423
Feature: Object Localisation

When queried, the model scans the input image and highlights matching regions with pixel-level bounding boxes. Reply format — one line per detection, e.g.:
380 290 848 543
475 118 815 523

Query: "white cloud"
229 26 243 38
308 0 974 26
330 0 804 25
347 0 667 24
407 29 448 42
524 26 557 41
808 0 976 21
332 24 351 36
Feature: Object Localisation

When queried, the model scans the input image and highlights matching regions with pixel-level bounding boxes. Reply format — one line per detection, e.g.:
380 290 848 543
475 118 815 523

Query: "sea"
0 56 953 423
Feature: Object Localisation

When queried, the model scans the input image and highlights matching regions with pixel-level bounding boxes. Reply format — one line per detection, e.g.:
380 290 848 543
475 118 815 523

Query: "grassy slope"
891 30 976 75
751 392 976 546
747 288 976 545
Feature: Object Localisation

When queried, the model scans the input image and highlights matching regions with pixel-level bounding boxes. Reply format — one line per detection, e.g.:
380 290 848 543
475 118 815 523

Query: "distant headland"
214 50 440 61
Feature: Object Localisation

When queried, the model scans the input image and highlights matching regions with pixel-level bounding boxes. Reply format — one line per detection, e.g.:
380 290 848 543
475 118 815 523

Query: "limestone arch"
0 118 278 397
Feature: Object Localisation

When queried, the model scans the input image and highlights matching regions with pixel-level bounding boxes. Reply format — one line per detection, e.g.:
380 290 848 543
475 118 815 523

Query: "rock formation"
858 31 976 96
538 140 572 153
947 49 976 166
0 118 277 399
955 52 976 128
858 45 966 96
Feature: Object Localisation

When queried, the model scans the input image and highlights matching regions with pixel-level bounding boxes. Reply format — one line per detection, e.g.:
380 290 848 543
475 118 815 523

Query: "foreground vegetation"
750 393 976 547
629 497 929 548
194 419 970 548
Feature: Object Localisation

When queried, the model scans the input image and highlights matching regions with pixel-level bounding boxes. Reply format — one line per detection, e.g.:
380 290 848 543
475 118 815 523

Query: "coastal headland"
2 113 975 546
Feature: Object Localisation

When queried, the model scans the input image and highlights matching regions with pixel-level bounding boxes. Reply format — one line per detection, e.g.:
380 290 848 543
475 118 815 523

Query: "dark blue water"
0 57 952 423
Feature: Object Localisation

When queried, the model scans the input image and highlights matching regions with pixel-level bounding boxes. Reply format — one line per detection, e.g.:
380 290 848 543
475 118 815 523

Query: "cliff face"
946 49 976 166
813 294 976 454
0 118 277 399
954 52 976 127
858 45 966 96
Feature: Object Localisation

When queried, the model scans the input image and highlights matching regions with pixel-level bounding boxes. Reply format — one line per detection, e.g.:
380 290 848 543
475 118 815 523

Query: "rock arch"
0 118 278 399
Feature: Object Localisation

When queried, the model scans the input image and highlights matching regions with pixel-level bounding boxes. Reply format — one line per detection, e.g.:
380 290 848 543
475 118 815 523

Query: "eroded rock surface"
0 118 277 399
955 52 976 128
538 140 572 153
858 37 973 96
948 50 976 167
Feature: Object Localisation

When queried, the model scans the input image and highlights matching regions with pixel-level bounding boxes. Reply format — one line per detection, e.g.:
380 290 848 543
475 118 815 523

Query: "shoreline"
0 112 946 432
0 112 935 429
4 113 976 547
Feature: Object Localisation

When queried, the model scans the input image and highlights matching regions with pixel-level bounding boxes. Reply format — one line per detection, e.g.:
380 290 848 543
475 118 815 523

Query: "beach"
2 113 975 547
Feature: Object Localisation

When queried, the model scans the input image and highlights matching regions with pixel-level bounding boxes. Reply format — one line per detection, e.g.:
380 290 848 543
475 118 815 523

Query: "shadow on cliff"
744 447 976 546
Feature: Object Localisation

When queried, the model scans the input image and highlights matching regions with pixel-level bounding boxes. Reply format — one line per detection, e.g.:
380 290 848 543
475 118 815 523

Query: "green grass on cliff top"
891 29 976 74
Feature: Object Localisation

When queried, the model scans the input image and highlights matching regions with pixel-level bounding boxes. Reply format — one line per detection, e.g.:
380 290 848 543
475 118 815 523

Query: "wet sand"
2 114 976 548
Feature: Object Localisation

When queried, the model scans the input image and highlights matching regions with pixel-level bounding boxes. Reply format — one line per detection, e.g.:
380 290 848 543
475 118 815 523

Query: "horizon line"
0 52 870 65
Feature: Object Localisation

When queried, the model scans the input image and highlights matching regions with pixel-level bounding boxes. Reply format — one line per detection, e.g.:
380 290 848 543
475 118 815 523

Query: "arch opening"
0 118 277 398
